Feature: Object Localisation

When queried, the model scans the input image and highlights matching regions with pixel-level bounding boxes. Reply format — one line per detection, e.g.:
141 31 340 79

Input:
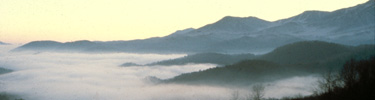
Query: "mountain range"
13 0 375 54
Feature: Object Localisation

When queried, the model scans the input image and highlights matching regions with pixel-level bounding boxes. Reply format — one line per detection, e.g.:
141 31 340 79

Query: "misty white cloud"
0 45 319 100
264 75 319 98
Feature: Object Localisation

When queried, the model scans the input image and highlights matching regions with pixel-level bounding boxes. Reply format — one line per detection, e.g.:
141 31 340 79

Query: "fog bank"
0 45 317 100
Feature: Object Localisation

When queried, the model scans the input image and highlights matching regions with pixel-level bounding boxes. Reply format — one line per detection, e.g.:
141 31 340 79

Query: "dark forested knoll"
164 41 375 86
258 41 352 64
257 41 375 71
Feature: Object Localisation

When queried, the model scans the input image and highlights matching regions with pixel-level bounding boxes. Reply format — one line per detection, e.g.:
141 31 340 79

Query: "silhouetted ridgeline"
163 41 375 86
147 53 255 66
12 40 114 53
120 53 255 67
12 0 374 54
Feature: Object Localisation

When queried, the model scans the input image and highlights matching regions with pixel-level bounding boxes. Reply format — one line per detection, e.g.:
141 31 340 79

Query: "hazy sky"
0 0 369 44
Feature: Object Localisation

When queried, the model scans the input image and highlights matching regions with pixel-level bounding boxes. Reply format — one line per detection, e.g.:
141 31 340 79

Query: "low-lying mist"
0 45 318 100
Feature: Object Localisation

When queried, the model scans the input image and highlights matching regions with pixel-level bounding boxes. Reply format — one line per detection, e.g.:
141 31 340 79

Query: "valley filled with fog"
0 45 318 100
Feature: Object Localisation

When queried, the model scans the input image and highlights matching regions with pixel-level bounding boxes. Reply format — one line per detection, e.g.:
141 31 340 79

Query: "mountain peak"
66 40 93 44
197 16 272 33
27 40 61 44
219 16 269 23
220 16 251 20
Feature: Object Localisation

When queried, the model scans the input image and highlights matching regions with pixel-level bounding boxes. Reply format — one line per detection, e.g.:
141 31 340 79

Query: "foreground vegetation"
0 93 23 100
227 57 374 100
288 57 375 100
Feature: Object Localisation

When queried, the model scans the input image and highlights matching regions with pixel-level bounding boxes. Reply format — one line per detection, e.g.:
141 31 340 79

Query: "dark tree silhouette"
292 57 375 100
316 70 342 95
249 84 265 100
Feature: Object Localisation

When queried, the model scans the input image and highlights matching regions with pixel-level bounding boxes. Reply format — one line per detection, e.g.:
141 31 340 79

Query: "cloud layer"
0 45 318 100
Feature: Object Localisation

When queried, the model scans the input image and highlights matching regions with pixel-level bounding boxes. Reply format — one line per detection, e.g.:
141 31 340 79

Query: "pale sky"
0 0 369 44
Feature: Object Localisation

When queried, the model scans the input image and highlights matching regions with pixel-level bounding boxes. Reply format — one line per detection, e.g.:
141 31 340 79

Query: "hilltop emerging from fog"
164 41 375 86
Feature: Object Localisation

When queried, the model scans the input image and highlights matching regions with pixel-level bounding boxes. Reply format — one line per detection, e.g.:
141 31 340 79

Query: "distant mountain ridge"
0 41 10 45
14 0 375 54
